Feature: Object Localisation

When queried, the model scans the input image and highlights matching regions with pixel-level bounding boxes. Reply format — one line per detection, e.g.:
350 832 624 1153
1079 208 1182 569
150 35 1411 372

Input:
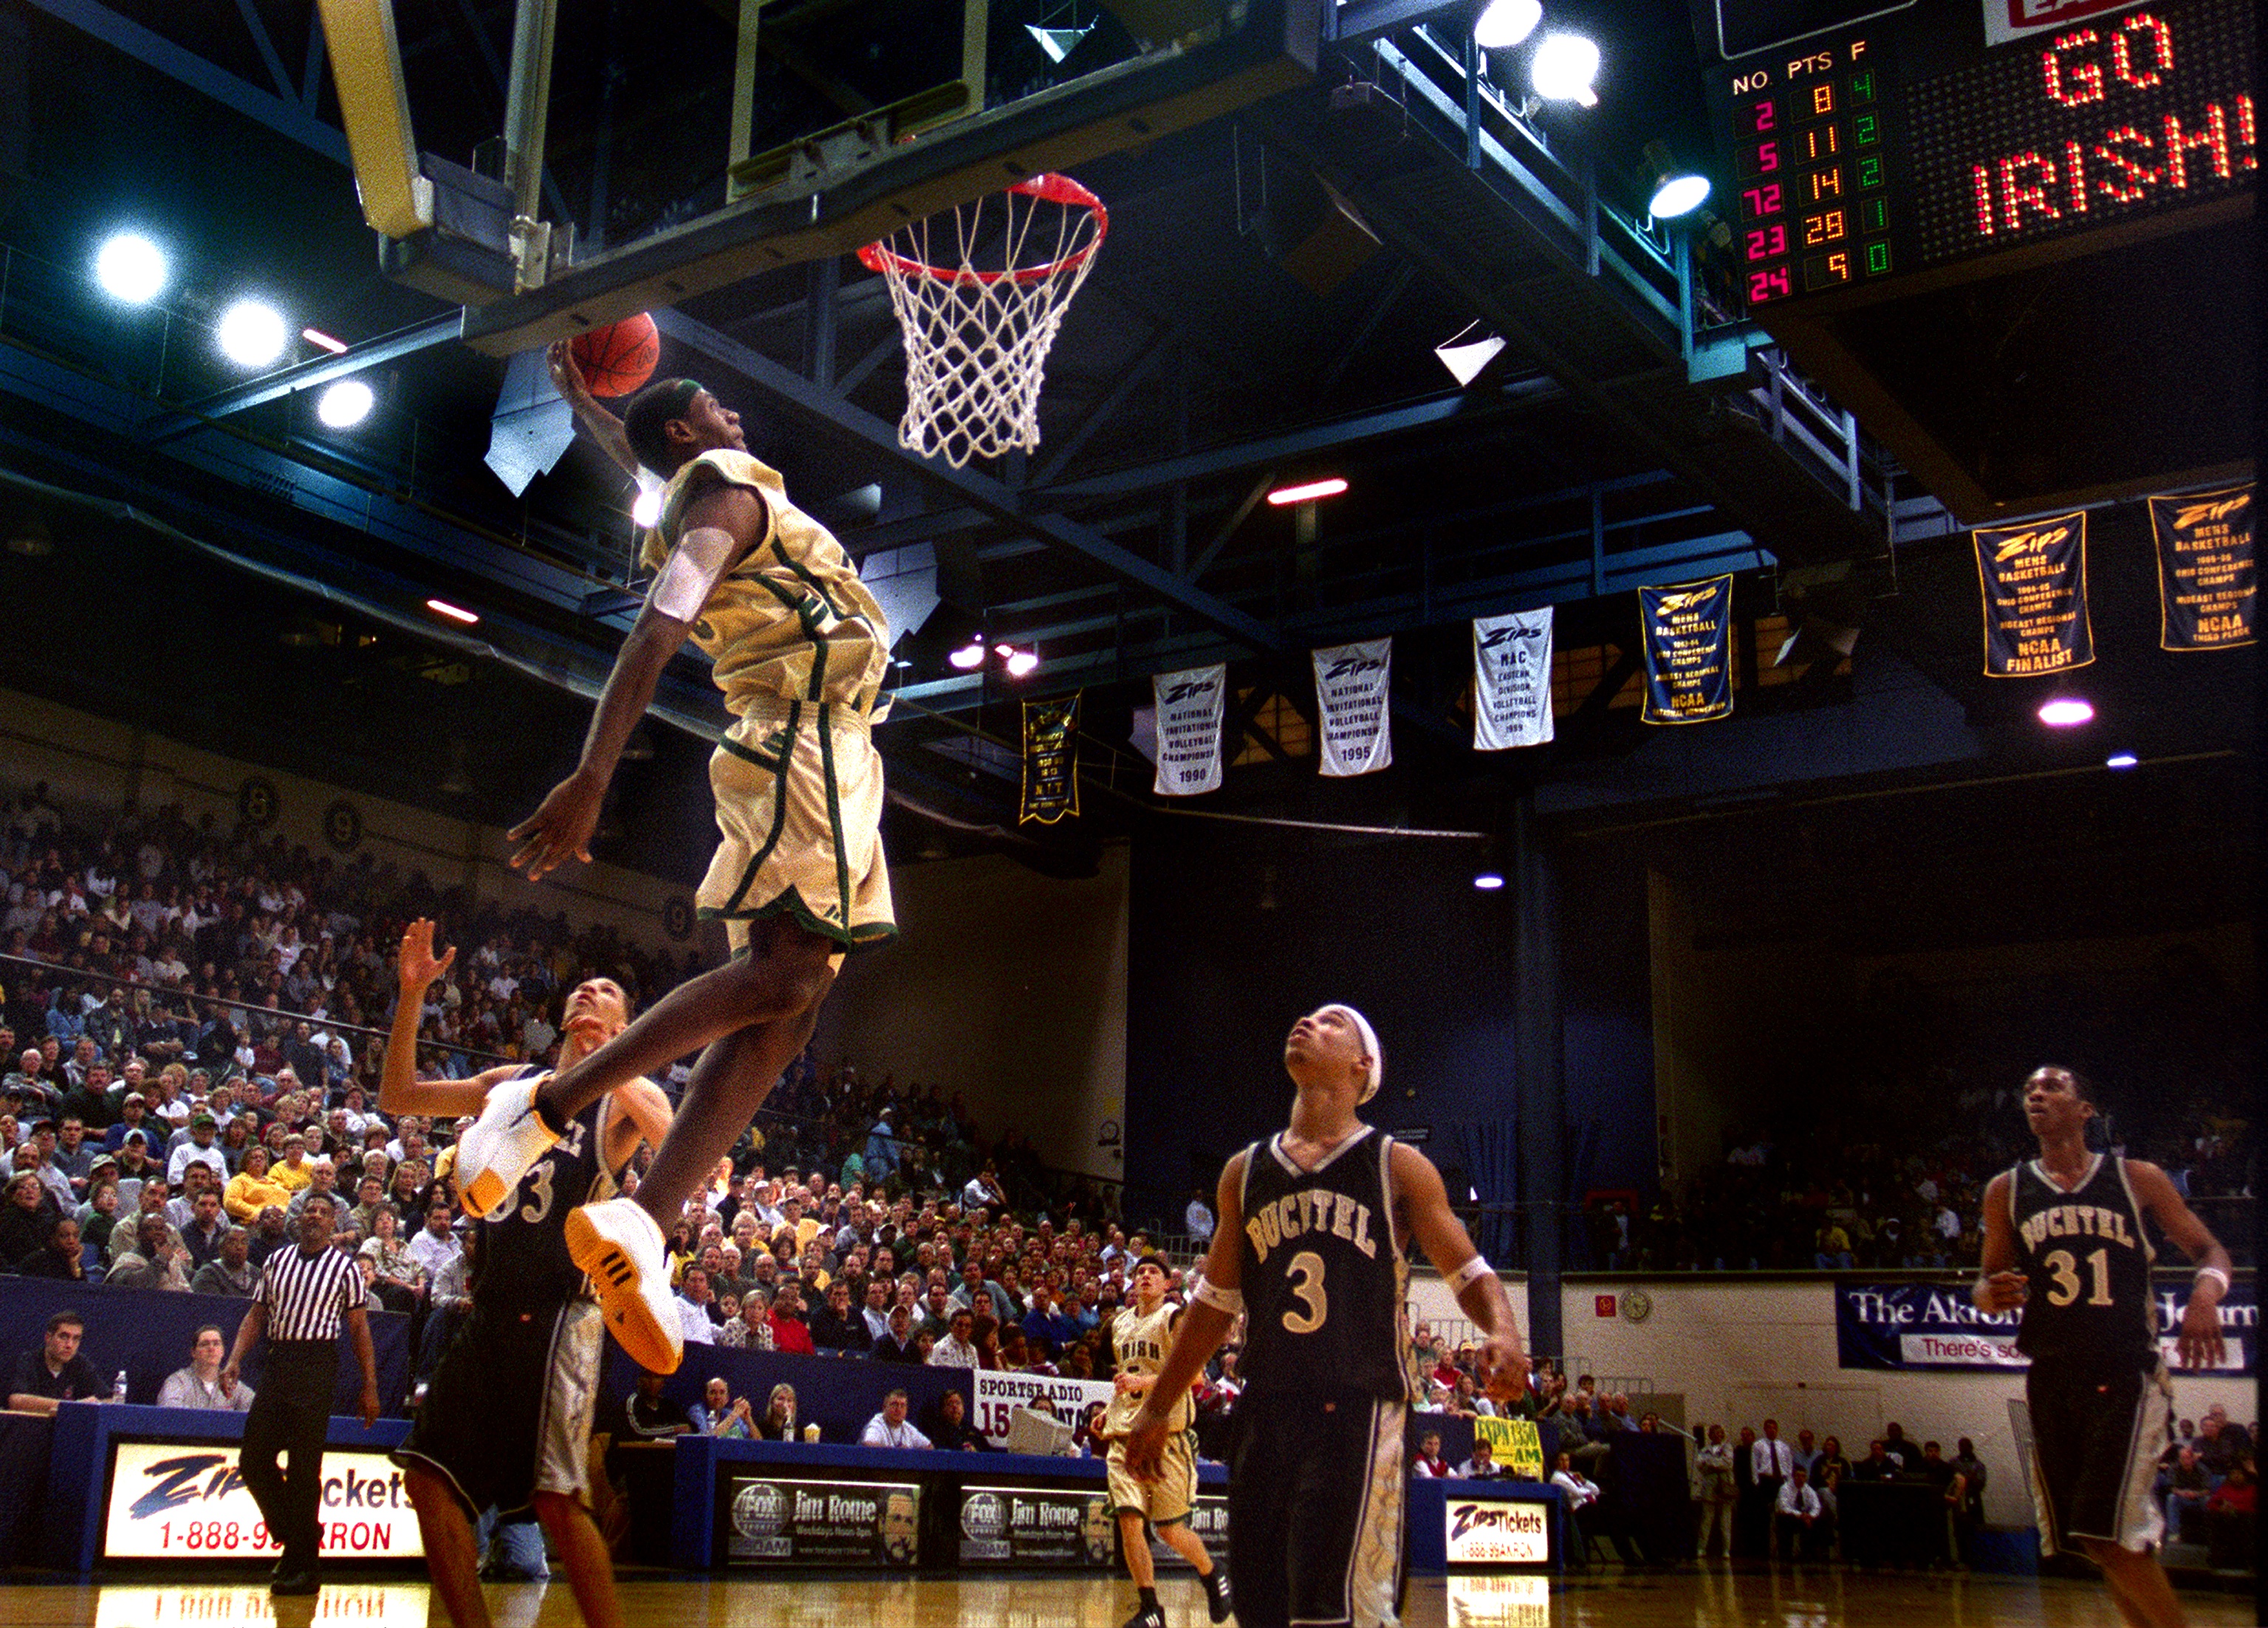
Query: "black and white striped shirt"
258 1245 367 1342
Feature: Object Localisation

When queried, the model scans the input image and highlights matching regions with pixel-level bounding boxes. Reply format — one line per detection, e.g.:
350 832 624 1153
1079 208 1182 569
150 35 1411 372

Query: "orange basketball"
569 313 659 397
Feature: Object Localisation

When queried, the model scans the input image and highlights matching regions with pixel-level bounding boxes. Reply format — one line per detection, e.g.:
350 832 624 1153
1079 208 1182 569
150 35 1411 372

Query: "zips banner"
1473 610 1555 750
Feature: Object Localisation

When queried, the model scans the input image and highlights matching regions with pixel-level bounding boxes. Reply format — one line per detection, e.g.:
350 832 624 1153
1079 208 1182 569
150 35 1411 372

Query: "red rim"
857 173 1109 287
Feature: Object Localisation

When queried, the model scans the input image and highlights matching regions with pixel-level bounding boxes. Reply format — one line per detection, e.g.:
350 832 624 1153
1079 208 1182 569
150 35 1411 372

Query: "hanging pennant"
1151 665 1226 796
1312 638 1394 777
1639 575 1735 724
2150 484 2255 651
1473 608 1555 750
1973 512 2094 676
1019 693 1081 825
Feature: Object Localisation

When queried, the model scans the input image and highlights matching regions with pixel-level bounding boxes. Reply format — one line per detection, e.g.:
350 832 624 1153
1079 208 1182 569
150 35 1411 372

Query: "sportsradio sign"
103 1440 422 1559
1443 1494 1553 1566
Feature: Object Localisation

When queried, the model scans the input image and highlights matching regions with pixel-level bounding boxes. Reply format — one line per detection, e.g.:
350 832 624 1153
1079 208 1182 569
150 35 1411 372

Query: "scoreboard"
1705 0 2257 312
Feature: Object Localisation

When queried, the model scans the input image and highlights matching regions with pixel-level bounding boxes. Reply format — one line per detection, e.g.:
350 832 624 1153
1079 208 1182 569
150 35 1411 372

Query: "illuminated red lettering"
1757 140 1781 172
2235 94 2257 171
1750 100 1777 133
1998 152 2060 228
2044 29 2104 107
1973 164 1996 236
2093 127 2156 202
2111 13 2171 89
2162 105 2232 187
2063 140 2089 213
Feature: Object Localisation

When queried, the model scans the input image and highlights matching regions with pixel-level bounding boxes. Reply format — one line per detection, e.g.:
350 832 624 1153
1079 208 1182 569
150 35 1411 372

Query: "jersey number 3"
1282 1250 1328 1333
2042 1247 2113 1308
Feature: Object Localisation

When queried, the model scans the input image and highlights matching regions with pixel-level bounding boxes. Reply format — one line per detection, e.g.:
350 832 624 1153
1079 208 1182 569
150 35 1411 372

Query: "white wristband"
1193 1277 1243 1314
1447 1255 1493 1291
2193 1265 2231 1297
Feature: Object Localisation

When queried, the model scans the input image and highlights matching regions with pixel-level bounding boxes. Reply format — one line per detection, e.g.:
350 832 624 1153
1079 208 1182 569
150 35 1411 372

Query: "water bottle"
112 1370 128 1403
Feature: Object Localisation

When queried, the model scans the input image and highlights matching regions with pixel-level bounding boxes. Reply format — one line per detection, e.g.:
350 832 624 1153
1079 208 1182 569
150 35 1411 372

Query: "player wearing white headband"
1126 1004 1526 1628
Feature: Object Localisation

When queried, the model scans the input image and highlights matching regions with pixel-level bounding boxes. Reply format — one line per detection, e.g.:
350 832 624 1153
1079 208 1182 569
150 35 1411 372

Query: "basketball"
569 313 660 397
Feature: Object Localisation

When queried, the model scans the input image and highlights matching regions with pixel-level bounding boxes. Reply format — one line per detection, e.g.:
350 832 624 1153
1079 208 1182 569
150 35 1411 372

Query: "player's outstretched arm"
378 918 516 1117
510 483 761 880
1126 1153 1247 1477
1971 1172 2029 1313
549 340 640 479
2126 1160 2231 1369
1394 1141 1527 1403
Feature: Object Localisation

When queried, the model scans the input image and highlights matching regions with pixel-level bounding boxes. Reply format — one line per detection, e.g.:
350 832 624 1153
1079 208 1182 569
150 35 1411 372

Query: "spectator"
922 1389 996 1452
1551 1450 1639 1564
2204 1453 2255 1571
106 1213 191 1291
222 1145 290 1223
0 1169 56 1262
1696 1424 1737 1559
807 1280 866 1355
17 1212 86 1280
928 1308 981 1370
1775 1466 1826 1562
676 1266 722 1347
621 1370 691 1438
753 1384 800 1441
7 1308 109 1414
2162 1443 2211 1543
357 1206 423 1313
767 1280 816 1356
158 1325 255 1411
1454 1438 1503 1480
166 1111 225 1188
860 1388 931 1449
404 1201 462 1286
192 1226 259 1296
691 1377 754 1439
872 1303 924 1363
1411 1430 1453 1478
716 1291 775 1351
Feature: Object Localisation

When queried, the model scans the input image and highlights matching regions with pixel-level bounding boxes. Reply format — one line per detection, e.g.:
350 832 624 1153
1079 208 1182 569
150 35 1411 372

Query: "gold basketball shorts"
699 695 894 955
1108 1429 1197 1526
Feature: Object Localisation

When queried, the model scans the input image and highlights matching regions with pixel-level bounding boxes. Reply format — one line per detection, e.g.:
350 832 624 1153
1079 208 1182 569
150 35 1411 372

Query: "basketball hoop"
858 173 1107 469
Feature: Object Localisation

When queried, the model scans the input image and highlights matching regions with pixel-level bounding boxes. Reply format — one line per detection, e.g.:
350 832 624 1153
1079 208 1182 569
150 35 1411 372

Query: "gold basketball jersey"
1105 1299 1189 1435
642 450 891 717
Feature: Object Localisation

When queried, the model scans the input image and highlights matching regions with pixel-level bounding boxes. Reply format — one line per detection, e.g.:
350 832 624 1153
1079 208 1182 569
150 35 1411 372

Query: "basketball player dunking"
1127 1006 1527 1628
383 919 673 1628
1104 1254 1230 1628
1974 1065 2230 1628
456 347 894 1373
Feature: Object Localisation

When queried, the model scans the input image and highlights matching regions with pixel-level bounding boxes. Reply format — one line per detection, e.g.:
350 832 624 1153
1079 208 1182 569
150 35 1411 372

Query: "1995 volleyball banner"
101 1441 422 1559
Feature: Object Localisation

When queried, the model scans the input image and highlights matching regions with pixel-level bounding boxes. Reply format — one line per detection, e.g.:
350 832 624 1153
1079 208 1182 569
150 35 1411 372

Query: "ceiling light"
1435 325 1507 386
425 598 479 625
948 638 987 670
631 481 663 529
316 379 374 428
2036 697 2094 727
301 327 349 354
1267 477 1349 506
2105 752 2139 769
94 233 169 304
1474 0 1542 48
1648 174 1713 219
1530 33 1600 106
216 299 289 368
1473 870 1507 890
1005 648 1039 678
1025 22 1092 62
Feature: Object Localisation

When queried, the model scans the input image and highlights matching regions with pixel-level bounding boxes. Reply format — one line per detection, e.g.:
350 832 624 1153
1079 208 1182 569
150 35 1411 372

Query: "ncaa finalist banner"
1020 693 1081 824
1472 610 1554 750
2151 485 2255 650
724 1474 922 1565
1973 513 2094 676
1152 665 1225 796
1312 638 1393 776
1638 576 1734 724
103 1440 420 1559
1836 1280 2255 1374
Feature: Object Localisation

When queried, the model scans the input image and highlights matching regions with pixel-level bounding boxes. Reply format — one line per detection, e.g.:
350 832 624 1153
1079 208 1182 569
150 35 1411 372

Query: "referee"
221 1189 381 1596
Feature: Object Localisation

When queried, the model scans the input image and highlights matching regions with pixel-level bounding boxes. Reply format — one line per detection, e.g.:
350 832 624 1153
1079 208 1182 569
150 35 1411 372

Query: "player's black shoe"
1120 1603 1166 1628
1200 1567 1233 1623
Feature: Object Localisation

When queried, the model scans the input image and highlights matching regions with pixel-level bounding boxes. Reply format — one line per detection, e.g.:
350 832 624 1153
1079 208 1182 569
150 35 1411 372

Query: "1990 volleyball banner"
1836 1281 2255 1373
102 1440 422 1559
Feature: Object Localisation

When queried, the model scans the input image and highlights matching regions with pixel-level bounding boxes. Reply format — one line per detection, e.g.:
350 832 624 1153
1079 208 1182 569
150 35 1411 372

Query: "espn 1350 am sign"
103 1440 422 1559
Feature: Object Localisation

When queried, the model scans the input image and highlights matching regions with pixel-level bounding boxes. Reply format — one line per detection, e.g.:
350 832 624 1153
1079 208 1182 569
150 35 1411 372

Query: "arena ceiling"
0 0 2252 903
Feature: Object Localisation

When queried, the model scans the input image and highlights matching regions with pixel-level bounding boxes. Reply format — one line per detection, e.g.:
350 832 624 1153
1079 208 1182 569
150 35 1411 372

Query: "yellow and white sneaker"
453 1074 560 1218
566 1197 684 1374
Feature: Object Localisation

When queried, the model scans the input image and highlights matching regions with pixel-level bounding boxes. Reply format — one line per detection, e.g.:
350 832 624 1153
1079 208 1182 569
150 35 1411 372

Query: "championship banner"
2150 485 2255 650
722 1474 922 1565
1312 638 1394 776
1973 512 2095 676
958 1486 1116 1566
102 1441 421 1559
1473 1416 1546 1481
1638 575 1734 724
1473 610 1555 750
1020 693 1081 824
1835 1280 2255 1374
972 1368 1116 1445
1151 665 1226 796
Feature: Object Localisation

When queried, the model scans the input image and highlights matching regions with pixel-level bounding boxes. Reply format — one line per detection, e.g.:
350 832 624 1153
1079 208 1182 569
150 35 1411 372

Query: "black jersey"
2009 1153 2157 1371
472 1076 621 1312
1235 1125 1411 1402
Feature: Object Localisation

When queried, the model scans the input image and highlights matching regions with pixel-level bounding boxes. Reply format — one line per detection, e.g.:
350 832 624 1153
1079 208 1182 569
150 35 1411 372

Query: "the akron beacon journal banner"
1312 638 1394 777
1473 608 1555 749
1639 575 1734 724
1151 665 1225 796
2150 484 2255 650
1019 693 1080 825
1973 512 2094 676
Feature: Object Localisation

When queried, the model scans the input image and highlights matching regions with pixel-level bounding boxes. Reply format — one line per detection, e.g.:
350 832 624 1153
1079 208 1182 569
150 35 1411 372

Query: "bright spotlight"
948 638 987 671
1473 870 1507 891
631 481 663 529
1474 0 1542 48
1531 33 1600 106
316 379 374 428
2036 697 2094 727
1267 477 1349 506
216 299 289 368
1005 648 1039 678
425 598 480 625
1648 174 1713 218
94 233 169 304
2104 752 2139 769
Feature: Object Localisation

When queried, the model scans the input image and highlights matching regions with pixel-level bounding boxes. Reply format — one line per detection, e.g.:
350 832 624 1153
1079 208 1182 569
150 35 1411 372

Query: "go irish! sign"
1836 1281 2255 1374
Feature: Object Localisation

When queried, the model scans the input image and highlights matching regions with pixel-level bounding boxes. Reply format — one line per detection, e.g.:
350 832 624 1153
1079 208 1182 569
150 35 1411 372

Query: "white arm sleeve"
648 525 738 622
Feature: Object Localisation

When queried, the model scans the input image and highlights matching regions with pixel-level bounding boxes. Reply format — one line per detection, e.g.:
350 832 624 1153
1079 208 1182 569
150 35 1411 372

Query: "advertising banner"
1835 1280 2255 1373
722 1475 922 1566
2151 484 2255 650
1312 638 1394 776
1472 1417 1546 1481
1020 693 1082 823
972 1368 1116 1445
957 1485 1117 1565
1443 1494 1554 1565
1638 576 1735 724
1472 610 1555 750
1445 1573 1553 1627
93 1584 431 1627
1973 512 2094 676
1151 666 1226 795
103 1440 420 1560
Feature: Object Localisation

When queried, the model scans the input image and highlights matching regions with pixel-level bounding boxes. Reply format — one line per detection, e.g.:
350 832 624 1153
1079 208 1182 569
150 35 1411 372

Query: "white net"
857 174 1106 470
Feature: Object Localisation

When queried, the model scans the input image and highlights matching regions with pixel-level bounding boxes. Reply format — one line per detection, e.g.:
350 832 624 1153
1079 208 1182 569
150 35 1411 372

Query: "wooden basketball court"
1 1568 2253 1628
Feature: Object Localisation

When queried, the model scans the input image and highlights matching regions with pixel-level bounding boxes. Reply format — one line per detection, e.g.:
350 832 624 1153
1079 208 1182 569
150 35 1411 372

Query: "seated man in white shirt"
157 1325 254 1412
860 1389 932 1450
1550 1450 1640 1564
1455 1437 1505 1480
1773 1465 1826 1562
676 1265 721 1347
